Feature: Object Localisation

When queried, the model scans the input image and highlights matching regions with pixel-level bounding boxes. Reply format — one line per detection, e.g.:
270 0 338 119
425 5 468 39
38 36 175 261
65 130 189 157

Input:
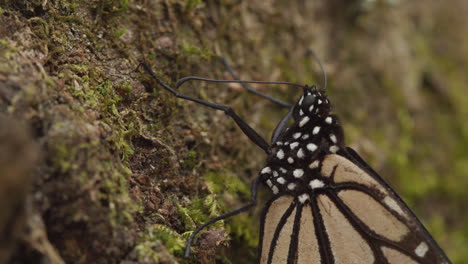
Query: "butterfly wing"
258 149 451 264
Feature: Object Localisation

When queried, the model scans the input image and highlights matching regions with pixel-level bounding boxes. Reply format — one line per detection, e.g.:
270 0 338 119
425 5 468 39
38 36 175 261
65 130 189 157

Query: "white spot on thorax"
277 177 286 184
298 96 304 105
329 134 337 143
308 105 314 112
272 185 279 194
309 179 325 189
276 149 284 159
309 160 320 169
325 117 332 124
290 142 299 149
299 194 310 203
307 143 317 152
293 132 302 139
293 169 304 178
415 242 429 258
299 116 310 127
287 157 294 164
287 183 296 190
318 99 322 105
261 167 271 174
312 126 321 135
297 148 305 158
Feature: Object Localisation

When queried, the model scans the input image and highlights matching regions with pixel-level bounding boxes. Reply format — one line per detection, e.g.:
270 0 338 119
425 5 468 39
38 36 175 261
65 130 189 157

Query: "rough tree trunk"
0 1 466 263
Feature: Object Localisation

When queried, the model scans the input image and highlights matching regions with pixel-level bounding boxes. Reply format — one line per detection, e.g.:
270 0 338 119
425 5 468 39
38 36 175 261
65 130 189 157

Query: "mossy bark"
0 1 466 263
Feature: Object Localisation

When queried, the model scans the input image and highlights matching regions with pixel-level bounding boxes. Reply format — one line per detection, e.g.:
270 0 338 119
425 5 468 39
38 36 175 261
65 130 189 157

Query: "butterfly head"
292 85 330 121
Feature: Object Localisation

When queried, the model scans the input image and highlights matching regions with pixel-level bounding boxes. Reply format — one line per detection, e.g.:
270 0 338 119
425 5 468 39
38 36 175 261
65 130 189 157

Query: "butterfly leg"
139 62 270 152
184 175 261 257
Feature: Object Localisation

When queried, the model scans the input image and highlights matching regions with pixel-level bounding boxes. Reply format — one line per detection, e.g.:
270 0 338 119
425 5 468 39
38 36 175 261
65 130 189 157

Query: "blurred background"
0 0 466 263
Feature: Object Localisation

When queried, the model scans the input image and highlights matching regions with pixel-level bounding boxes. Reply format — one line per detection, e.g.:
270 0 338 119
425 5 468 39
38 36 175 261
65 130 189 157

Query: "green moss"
182 40 213 60
0 39 17 60
204 171 249 196
184 0 203 13
133 224 185 262
227 213 258 249
28 17 50 38
183 150 198 170
178 194 224 230
113 28 126 39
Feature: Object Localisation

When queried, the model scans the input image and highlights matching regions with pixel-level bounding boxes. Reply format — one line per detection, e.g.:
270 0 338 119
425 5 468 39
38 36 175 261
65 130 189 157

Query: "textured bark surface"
0 1 466 263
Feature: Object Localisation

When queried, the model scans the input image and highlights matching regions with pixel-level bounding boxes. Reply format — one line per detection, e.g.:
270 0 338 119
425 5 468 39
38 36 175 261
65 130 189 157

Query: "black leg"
184 175 261 257
139 62 271 153
271 106 294 143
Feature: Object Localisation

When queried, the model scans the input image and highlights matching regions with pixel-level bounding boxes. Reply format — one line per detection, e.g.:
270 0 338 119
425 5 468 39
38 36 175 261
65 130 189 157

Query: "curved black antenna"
220 58 293 108
306 49 327 91
175 76 305 90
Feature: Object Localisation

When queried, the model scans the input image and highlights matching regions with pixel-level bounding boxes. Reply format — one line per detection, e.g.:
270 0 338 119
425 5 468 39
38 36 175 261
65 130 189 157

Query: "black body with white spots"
261 85 343 198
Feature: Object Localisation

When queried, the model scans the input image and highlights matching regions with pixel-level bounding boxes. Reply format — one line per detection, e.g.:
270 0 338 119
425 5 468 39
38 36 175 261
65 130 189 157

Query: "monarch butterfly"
140 56 451 264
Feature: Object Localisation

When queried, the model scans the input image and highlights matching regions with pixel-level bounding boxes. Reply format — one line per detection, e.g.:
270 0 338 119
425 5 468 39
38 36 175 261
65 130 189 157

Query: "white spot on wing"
273 171 279 177
299 194 310 203
302 134 309 140
279 167 287 173
325 117 332 124
266 179 273 187
329 146 339 153
309 179 325 189
299 116 310 127
308 105 314 112
288 157 294 164
312 126 321 135
318 99 322 105
415 242 429 258
293 132 302 139
287 183 296 190
293 169 304 178
276 141 283 146
329 134 337 143
261 167 271 174
383 196 406 218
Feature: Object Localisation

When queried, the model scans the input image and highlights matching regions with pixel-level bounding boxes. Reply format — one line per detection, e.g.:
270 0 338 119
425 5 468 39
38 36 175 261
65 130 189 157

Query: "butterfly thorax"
260 85 344 201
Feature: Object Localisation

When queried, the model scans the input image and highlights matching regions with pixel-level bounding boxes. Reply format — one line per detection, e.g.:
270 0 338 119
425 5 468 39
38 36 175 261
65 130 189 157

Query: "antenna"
306 49 327 91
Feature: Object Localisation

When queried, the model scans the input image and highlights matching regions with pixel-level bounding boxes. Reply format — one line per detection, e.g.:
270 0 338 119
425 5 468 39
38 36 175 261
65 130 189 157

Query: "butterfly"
140 57 451 264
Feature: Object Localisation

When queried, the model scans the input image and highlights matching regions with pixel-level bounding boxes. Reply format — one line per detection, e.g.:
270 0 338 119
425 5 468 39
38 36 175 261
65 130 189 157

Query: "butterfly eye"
302 94 316 109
